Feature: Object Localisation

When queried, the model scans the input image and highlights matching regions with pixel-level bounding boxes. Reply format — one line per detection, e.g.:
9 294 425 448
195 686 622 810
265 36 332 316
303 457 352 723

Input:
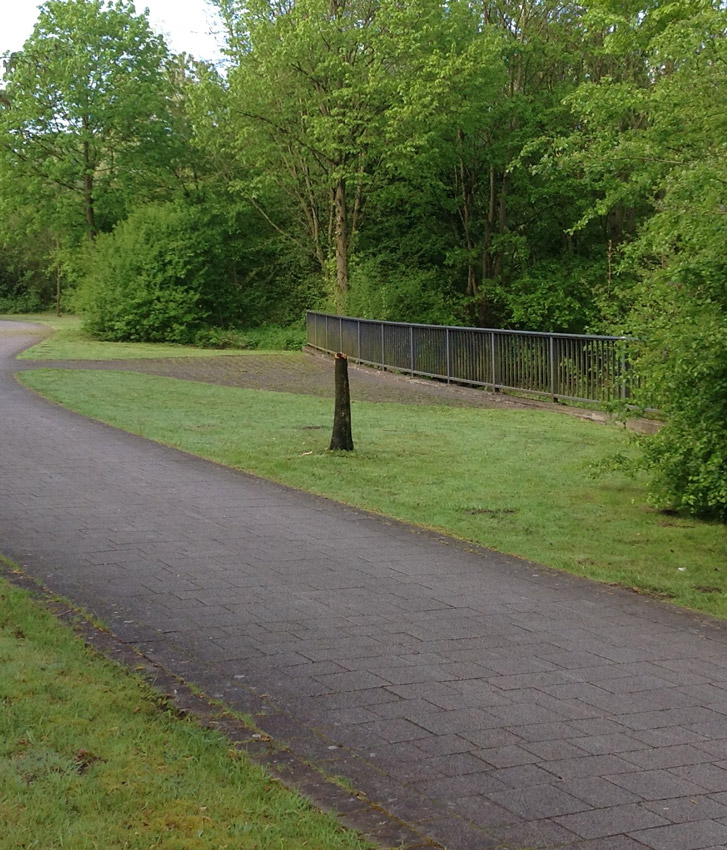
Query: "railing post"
357 319 361 362
380 322 385 368
410 325 414 374
491 332 497 390
549 335 557 401
339 316 343 353
325 314 329 351
446 328 451 383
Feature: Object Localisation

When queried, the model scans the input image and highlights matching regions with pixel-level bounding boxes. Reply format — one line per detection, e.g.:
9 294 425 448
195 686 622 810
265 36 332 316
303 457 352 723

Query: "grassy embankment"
12 314 727 620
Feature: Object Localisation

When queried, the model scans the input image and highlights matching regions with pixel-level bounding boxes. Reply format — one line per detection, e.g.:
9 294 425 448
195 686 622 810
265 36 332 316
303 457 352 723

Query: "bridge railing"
306 311 634 405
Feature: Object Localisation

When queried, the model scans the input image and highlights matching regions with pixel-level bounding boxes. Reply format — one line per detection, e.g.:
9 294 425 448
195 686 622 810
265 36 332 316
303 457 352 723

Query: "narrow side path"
3 320 727 850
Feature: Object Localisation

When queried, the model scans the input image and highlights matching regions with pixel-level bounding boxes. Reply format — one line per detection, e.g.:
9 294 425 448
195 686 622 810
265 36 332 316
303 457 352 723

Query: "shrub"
344 256 463 326
493 257 606 333
0 238 56 314
634 302 727 521
193 324 306 351
75 203 219 343
0 291 45 314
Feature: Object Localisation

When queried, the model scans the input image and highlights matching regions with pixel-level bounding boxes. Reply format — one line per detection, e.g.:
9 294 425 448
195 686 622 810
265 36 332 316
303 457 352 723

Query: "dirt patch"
17 347 660 430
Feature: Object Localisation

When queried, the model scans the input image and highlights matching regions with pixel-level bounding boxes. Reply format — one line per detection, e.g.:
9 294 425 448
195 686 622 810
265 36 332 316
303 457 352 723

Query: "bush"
0 237 57 314
624 142 727 521
75 203 220 343
493 257 606 333
193 324 306 351
344 256 463 325
634 303 727 521
192 327 257 349
244 324 306 350
0 291 45 314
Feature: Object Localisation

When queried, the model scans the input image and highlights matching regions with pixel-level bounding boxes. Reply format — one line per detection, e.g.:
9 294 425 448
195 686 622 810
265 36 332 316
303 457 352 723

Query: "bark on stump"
329 352 354 451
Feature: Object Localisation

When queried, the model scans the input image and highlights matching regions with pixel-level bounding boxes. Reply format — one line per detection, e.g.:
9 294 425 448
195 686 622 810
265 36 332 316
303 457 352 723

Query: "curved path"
3 320 727 850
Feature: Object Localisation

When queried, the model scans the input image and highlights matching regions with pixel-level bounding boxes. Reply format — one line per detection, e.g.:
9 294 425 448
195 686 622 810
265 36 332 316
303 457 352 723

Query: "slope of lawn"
19 367 727 619
1 314 299 360
0 572 373 850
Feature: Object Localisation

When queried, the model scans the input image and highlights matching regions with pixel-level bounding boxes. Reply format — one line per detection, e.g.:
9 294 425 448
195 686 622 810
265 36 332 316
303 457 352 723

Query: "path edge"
0 558 443 850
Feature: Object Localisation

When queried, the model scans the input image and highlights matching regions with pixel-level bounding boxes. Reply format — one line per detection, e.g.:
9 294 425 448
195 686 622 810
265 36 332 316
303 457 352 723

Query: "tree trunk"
493 170 508 279
55 263 62 316
329 352 354 451
334 178 349 311
82 135 97 241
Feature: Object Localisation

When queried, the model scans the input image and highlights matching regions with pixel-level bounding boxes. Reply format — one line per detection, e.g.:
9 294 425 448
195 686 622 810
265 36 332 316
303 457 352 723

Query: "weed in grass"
463 507 518 516
18 368 727 619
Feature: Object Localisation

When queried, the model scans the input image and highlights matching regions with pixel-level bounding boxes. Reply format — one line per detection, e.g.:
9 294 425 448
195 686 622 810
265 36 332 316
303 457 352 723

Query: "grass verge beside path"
19 368 727 620
1 314 298 361
0 571 373 850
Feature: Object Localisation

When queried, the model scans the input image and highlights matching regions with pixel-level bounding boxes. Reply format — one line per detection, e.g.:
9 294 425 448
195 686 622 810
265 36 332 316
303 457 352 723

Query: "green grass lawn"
19 367 727 619
0 573 373 850
1 314 297 360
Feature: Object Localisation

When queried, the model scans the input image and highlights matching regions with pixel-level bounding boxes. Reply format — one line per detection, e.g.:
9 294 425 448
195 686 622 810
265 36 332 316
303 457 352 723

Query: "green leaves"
562 1 727 518
0 0 176 241
75 202 215 343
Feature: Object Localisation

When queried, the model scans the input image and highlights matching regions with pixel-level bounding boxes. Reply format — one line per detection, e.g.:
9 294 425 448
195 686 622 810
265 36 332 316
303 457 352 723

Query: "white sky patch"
144 0 224 63
0 0 224 64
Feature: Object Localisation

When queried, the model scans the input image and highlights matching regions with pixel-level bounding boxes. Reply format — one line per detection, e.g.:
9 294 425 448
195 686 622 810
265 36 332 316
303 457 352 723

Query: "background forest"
1 0 726 518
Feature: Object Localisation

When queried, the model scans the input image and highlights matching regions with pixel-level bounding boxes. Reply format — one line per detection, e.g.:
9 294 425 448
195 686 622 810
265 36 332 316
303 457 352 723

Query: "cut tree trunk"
329 352 354 451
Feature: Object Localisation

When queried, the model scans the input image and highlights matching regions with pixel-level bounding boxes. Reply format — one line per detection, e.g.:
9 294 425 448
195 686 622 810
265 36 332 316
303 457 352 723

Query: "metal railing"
306 311 633 405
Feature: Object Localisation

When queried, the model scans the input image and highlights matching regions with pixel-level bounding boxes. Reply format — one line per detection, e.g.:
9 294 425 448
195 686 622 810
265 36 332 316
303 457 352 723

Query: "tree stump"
329 352 354 451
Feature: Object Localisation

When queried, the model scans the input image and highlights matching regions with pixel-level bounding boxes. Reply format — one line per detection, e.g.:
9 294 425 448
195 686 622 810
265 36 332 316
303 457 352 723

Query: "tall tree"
0 0 176 244
361 0 620 330
559 0 727 517
216 0 436 310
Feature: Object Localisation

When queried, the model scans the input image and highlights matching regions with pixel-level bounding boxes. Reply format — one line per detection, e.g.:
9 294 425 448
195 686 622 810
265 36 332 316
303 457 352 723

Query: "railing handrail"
307 311 631 343
306 311 636 406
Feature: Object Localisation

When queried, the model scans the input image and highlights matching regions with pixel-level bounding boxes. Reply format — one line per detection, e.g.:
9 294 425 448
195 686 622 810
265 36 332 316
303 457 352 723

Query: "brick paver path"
3 320 727 850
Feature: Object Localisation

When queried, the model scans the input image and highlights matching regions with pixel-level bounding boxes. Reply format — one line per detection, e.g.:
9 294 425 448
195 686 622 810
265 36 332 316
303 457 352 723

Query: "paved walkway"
3 320 727 850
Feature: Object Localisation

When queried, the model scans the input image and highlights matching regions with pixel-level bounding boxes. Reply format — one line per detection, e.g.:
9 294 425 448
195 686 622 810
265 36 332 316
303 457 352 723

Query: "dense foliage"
1 0 726 518
556 1 727 520
76 203 216 343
